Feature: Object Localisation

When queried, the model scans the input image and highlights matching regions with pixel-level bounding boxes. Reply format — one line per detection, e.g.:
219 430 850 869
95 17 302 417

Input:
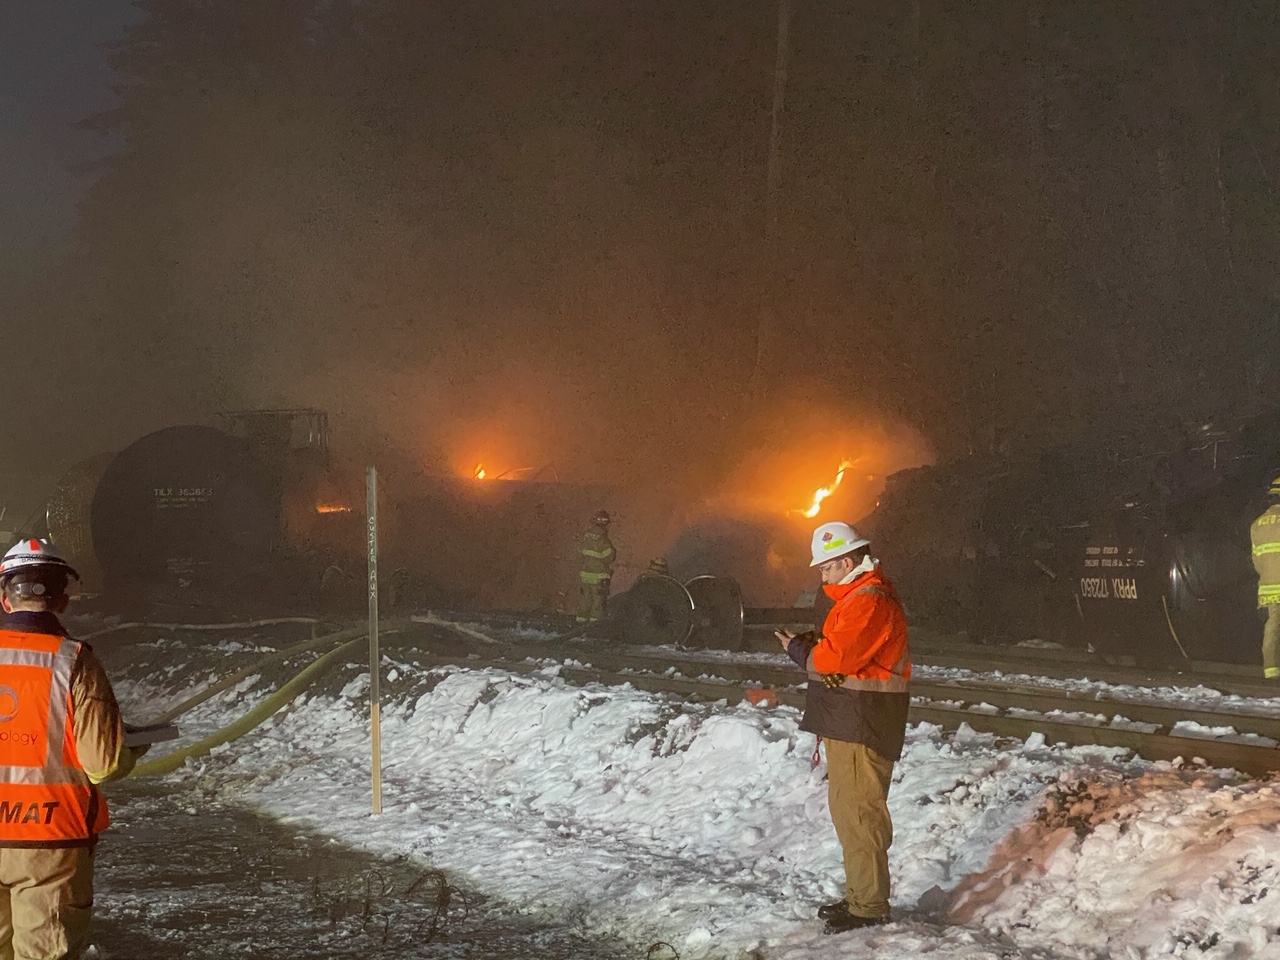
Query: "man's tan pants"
825 738 895 919
0 847 94 960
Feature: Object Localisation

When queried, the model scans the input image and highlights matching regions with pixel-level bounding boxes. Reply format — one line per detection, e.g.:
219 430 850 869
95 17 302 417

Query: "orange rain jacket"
809 569 911 688
787 565 912 760
0 612 126 847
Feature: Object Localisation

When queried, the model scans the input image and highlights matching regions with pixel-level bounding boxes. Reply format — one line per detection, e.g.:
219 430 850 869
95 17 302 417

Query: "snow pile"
113 641 1280 959
951 772 1280 957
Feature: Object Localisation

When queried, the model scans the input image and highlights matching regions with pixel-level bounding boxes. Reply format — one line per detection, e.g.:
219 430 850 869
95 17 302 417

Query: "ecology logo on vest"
0 686 18 723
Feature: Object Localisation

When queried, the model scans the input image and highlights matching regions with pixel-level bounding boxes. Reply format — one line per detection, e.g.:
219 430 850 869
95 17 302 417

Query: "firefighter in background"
577 510 616 622
775 522 910 934
643 557 670 579
0 540 137 959
1250 475 1280 680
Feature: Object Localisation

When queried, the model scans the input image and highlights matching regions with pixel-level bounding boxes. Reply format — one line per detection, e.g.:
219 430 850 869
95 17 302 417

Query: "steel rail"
910 649 1280 700
907 678 1280 742
424 635 1280 743
568 646 1280 742
746 611 1277 694
394 643 1280 778
398 622 1280 777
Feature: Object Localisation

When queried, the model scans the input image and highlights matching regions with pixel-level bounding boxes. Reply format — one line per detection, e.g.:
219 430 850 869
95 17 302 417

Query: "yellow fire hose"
131 625 399 777
142 625 369 726
83 617 323 641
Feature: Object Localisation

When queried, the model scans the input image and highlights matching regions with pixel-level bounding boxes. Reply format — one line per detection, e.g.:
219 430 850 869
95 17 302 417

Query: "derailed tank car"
89 425 282 605
46 452 115 590
863 408 1280 666
861 448 1134 645
376 472 655 612
1076 412 1280 665
77 411 683 615
663 514 810 609
84 411 374 611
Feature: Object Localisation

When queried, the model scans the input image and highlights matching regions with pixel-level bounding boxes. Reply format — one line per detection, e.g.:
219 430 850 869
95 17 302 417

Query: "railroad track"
905 634 1280 700
98 614 1280 778
400 617 1280 778
403 607 1280 700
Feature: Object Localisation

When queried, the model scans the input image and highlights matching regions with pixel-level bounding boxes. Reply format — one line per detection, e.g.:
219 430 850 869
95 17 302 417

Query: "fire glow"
315 503 352 514
798 460 854 518
473 463 487 480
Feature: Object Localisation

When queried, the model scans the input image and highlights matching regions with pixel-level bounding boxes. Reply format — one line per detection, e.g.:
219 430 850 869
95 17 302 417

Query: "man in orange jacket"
0 540 135 960
777 521 911 934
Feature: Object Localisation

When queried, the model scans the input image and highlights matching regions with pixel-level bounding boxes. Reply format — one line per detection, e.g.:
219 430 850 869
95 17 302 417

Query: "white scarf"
837 555 877 584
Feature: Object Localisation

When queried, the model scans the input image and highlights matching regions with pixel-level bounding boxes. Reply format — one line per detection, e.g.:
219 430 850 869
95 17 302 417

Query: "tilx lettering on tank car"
153 487 215 509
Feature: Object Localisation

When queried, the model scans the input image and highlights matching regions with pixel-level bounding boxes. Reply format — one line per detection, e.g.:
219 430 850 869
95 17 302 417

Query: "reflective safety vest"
0 631 108 846
1252 503 1280 607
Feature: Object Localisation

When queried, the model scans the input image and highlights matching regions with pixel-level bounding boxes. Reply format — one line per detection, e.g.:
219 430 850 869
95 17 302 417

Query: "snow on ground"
105 632 1280 960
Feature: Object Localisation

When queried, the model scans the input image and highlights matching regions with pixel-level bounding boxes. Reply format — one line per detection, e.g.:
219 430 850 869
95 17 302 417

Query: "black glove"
821 672 847 689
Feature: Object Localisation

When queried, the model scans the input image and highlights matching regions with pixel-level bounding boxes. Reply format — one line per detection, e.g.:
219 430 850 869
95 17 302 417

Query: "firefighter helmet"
0 539 79 580
646 557 670 577
809 522 870 567
593 510 611 526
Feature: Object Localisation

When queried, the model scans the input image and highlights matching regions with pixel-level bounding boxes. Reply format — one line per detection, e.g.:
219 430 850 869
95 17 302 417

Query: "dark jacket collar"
0 611 67 636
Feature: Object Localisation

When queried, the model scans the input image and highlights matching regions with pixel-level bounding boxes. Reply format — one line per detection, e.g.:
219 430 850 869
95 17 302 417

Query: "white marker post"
367 466 382 815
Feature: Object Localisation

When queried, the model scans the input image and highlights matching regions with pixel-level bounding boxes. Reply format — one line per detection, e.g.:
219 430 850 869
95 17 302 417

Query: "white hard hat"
809 522 870 567
0 539 80 582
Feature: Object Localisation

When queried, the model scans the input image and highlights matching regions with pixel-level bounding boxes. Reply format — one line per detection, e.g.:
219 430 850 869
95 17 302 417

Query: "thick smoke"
15 1 769 500
18 0 1278 526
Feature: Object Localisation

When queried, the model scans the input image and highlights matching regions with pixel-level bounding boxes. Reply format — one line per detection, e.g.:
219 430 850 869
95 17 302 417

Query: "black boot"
817 901 846 920
823 904 888 935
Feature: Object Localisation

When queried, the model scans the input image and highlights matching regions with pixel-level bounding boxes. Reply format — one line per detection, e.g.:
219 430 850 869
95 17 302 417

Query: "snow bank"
114 642 1280 959
951 771 1280 958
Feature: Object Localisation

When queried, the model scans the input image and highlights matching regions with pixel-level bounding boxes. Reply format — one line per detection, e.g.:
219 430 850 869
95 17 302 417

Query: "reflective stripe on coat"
580 526 616 583
0 631 108 846
1252 504 1280 606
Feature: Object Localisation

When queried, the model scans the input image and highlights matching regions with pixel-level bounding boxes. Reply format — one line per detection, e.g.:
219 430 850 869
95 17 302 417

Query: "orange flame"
473 463 487 480
799 460 854 518
315 503 351 515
